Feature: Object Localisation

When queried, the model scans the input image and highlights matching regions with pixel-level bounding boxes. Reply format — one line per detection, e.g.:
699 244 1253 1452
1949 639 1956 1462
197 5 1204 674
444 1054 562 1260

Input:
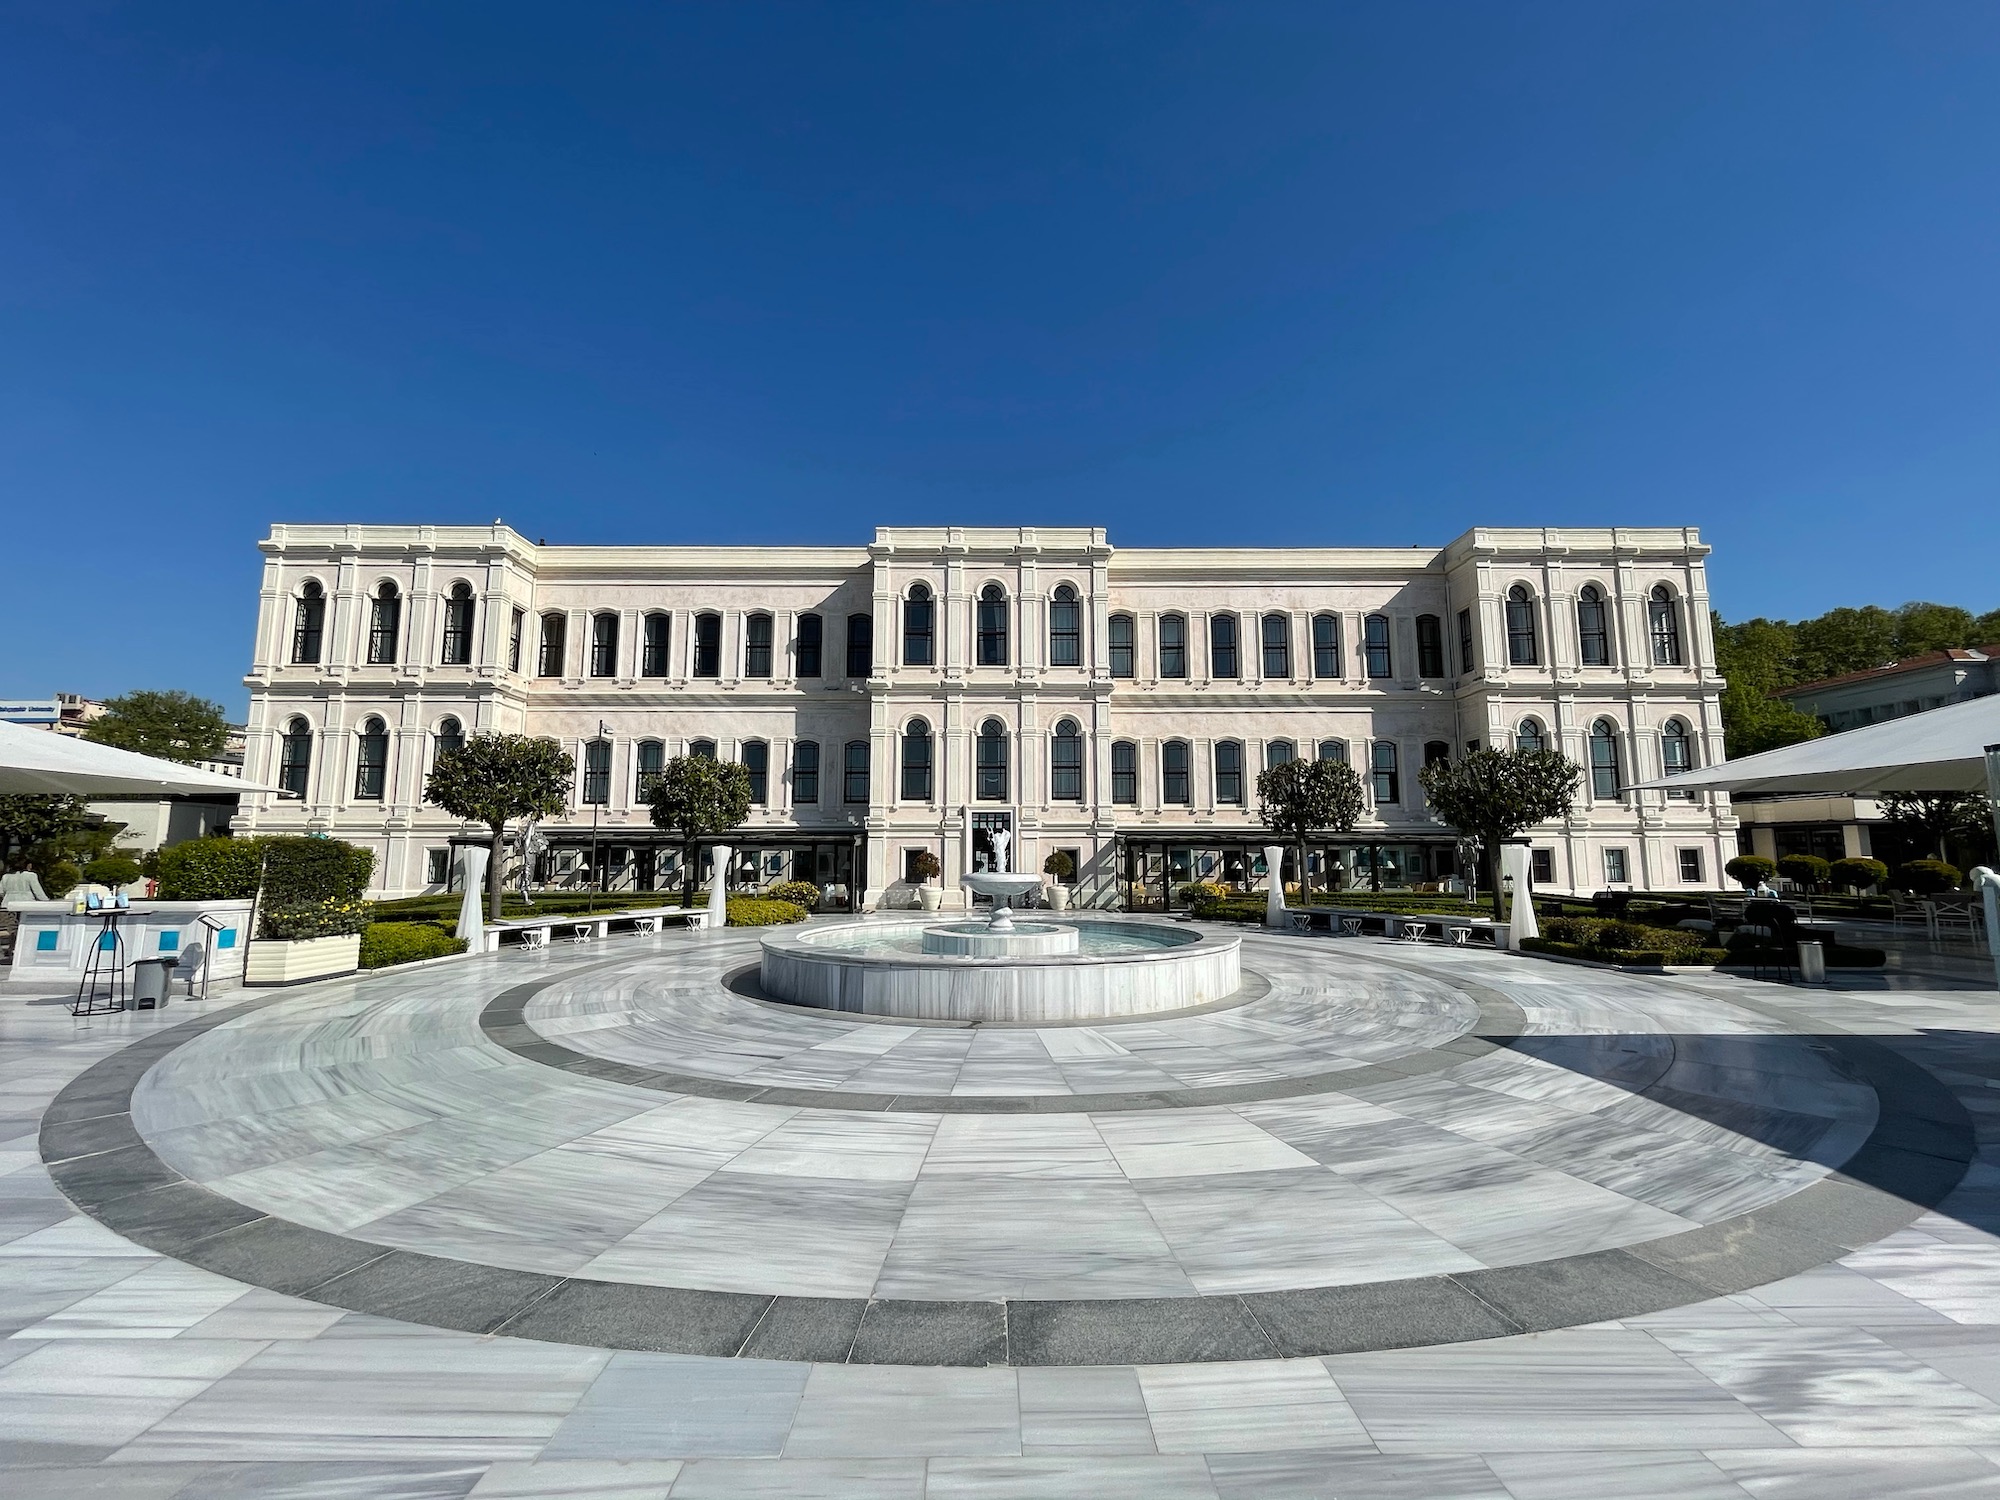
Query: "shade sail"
0 720 283 798
1631 693 2000 797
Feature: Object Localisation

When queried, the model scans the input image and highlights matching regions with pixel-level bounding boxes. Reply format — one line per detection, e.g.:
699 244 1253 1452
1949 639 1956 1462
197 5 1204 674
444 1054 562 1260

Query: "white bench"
485 905 703 953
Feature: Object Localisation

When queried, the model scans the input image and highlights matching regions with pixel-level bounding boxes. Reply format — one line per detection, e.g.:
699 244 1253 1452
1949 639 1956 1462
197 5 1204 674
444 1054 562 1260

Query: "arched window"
291 581 325 665
976 718 1008 801
744 613 773 677
435 716 465 759
278 717 312 798
538 612 566 677
1515 718 1546 753
1506 585 1538 666
1265 739 1297 770
582 738 611 805
1210 613 1239 679
845 613 873 677
1590 719 1622 799
977 584 1009 667
1108 614 1134 678
1050 718 1084 801
1424 740 1451 768
791 741 819 805
641 613 670 677
1364 614 1392 678
441 581 476 666
590 612 619 678
1662 717 1695 798
692 613 721 678
367 583 401 665
1650 585 1683 665
1316 739 1348 764
354 716 388 799
636 740 664 798
1214 740 1244 804
1162 740 1191 804
843 740 870 804
741 740 769 804
1049 584 1081 666
796 613 823 677
1312 613 1340 678
1415 615 1444 678
1577 585 1611 666
1111 740 1137 804
1158 614 1188 678
689 738 716 760
903 583 935 666
1261 613 1290 678
901 719 933 801
1370 741 1400 804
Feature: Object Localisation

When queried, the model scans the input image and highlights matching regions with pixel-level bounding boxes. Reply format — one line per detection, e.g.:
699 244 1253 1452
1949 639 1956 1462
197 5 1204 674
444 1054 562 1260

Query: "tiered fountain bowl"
757 871 1241 1023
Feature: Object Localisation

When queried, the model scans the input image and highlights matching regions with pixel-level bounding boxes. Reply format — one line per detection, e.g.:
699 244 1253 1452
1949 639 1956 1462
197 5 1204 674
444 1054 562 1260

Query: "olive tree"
1255 757 1364 900
424 733 575 921
646 755 752 906
1417 748 1582 919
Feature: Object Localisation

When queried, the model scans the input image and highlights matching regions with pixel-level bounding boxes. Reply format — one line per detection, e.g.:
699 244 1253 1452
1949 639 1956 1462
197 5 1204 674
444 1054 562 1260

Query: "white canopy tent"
1630 693 2000 798
0 719 284 798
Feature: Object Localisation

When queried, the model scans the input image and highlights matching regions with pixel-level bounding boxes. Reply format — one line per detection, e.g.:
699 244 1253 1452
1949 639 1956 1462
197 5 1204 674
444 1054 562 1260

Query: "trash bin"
132 957 176 1009
1797 940 1827 987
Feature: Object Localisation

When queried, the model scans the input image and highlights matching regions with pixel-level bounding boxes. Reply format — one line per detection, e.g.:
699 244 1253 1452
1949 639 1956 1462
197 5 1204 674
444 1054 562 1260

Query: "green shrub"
1829 857 1889 893
82 856 143 888
1724 855 1777 890
1542 915 1704 959
40 859 79 899
1178 880 1229 910
766 880 821 910
262 836 374 909
359 922 468 969
1777 854 1830 891
1897 859 1962 895
154 836 265 900
726 895 808 927
1521 937 1727 967
262 897 372 940
1043 850 1075 879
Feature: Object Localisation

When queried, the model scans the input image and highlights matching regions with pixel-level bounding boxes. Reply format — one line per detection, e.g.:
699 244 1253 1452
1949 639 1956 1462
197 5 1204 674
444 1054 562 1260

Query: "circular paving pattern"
39 926 1975 1366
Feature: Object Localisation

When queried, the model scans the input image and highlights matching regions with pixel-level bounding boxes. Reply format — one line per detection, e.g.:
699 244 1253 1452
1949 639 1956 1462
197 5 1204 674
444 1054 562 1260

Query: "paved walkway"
4 924 2000 1495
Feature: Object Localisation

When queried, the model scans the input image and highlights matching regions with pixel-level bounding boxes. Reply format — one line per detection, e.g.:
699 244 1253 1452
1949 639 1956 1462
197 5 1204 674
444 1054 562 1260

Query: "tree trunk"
1296 838 1309 905
1486 838 1506 922
681 837 697 909
488 825 508 925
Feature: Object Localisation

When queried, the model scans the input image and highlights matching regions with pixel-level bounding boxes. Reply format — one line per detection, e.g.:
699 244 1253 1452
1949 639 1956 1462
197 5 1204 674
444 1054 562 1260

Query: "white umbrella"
1630 694 2000 797
0 719 286 797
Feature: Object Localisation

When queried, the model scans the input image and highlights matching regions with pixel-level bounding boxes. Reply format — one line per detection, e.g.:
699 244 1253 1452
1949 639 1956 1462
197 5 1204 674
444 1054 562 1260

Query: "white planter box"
244 933 361 986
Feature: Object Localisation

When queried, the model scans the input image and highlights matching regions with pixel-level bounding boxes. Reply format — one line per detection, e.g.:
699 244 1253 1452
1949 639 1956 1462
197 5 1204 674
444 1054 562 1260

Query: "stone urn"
1045 883 1071 913
917 882 942 912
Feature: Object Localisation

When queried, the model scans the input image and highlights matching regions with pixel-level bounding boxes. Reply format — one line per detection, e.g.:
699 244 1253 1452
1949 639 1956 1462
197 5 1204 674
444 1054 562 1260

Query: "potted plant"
1042 849 1075 911
244 837 375 985
909 849 942 910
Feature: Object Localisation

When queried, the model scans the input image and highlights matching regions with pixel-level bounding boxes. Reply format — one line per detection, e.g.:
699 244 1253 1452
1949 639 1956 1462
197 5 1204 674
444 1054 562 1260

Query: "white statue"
990 829 1011 874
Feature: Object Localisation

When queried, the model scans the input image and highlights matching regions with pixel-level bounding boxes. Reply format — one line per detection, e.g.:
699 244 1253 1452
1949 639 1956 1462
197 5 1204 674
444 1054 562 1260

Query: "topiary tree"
1417 748 1582 919
1776 854 1830 892
646 754 752 906
1257 756 1365 902
1041 850 1073 881
83 690 231 764
1898 858 1962 895
909 849 942 882
425 733 577 922
1725 854 1778 890
82 855 143 889
1829 856 1889 893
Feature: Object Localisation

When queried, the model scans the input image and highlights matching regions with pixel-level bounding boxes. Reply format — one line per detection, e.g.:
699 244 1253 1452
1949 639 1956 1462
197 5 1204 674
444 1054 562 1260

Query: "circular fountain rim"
760 915 1234 971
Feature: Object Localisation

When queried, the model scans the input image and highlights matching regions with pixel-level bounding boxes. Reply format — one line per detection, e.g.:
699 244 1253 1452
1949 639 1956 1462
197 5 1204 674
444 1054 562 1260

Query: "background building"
237 523 1735 906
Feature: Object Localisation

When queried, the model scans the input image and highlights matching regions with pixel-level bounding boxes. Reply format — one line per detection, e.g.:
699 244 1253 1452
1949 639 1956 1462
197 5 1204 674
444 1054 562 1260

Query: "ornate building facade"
239 524 1735 907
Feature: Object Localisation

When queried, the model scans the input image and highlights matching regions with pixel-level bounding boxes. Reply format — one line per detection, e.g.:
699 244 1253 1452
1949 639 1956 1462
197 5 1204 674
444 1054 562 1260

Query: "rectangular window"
792 741 819 805
590 615 618 678
1416 615 1444 678
368 594 400 665
903 848 933 883
742 741 768 804
1370 741 1399 804
1108 615 1134 678
539 615 566 678
1214 741 1243 805
637 740 665 798
1111 741 1136 804
1364 616 1392 679
1048 590 1081 666
582 740 611 805
904 592 935 666
441 594 475 666
693 614 721 678
641 614 670 677
796 613 822 677
843 741 870 804
426 848 449 885
1312 615 1340 678
744 615 773 678
509 609 524 673
1531 848 1554 884
1162 742 1190 805
1677 847 1703 883
846 614 873 678
1457 609 1475 676
1210 615 1238 679
1261 615 1289 678
1158 615 1187 678
1604 847 1629 884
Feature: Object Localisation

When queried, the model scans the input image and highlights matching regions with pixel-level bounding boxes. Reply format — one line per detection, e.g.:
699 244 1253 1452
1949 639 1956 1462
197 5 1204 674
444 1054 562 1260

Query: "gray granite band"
37 975 1975 1366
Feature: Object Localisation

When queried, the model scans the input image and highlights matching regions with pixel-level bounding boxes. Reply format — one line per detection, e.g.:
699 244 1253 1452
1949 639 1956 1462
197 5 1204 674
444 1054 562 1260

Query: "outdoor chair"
571 923 594 944
635 916 661 935
1932 901 1982 944
1889 894 1930 932
1446 925 1472 946
1340 917 1364 937
520 928 548 952
1399 921 1429 943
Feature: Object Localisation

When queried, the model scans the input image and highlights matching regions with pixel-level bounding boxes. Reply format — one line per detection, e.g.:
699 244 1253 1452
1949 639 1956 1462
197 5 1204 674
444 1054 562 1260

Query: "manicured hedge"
369 891 683 922
360 921 468 969
766 880 821 909
1541 915 1708 960
154 836 264 900
1520 937 1728 968
726 896 808 927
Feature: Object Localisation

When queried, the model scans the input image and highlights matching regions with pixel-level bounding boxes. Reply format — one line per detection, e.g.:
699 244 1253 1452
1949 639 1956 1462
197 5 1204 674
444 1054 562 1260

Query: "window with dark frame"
1050 719 1084 801
292 582 325 664
367 584 400 665
1604 846 1629 884
843 740 870 804
1678 847 1703 883
582 739 611 804
1261 613 1290 678
791 740 819 804
976 719 1008 801
435 717 464 759
1158 614 1187 678
1265 739 1296 770
689 738 716 760
1662 718 1696 800
1578 585 1611 666
1423 740 1450 768
901 720 933 801
278 718 312 797
845 613 872 678
1108 614 1134 678
903 584 935 666
442 582 475 666
1649 585 1683 665
1111 740 1136 804
1531 848 1555 883
1364 614 1392 678
1506 585 1538 666
1214 740 1243 804
641 613 670 677
1457 608 1475 676
1312 613 1340 678
796 613 822 677
508 608 524 673
693 613 721 678
977 584 1009 667
1415 614 1444 678
1370 740 1399 804
538 613 566 678
1162 740 1190 804
744 614 773 678
354 717 388 799
1590 720 1622 799
1516 719 1546 753
1316 739 1347 764
1210 614 1239 679
427 848 450 886
1049 584 1081 666
590 613 618 678
637 740 664 798
741 740 768 804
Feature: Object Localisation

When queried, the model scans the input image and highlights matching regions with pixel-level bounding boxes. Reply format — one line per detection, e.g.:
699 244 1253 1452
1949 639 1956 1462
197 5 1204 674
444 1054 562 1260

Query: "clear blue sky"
5 2 1998 717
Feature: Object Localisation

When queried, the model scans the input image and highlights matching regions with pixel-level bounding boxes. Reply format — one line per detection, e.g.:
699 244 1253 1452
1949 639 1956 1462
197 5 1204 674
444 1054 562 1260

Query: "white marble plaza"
3 921 2000 1496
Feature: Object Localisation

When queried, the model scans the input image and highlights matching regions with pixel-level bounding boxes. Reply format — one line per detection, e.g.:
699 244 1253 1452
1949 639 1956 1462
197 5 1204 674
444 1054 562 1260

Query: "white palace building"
237 523 1736 910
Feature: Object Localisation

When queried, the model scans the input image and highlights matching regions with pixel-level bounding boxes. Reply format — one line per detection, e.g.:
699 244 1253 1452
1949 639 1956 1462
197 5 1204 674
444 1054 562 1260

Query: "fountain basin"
921 921 1079 958
759 918 1241 1023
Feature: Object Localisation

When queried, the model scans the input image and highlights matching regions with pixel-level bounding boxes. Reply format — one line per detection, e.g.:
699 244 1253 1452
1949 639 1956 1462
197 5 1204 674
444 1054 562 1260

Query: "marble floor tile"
12 1259 252 1339
1094 1108 1319 1180
925 1454 1221 1499
540 1353 808 1460
1205 1451 1511 1499
1705 1445 2000 1498
781 1366 1020 1458
0 1337 265 1450
466 1458 684 1497
666 1457 925 1497
1136 1358 1371 1455
1483 1449 1752 1498
1017 1365 1156 1454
